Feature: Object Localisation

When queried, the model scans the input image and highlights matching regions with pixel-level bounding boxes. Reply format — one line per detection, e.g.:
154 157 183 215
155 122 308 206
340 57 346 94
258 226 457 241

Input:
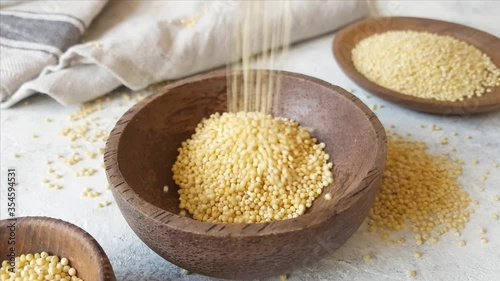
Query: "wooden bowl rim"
0 216 115 280
105 70 386 237
333 16 500 115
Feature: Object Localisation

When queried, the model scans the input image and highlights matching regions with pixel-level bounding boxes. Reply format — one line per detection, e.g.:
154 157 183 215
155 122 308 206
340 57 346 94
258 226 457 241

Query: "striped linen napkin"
0 1 369 108
0 1 107 107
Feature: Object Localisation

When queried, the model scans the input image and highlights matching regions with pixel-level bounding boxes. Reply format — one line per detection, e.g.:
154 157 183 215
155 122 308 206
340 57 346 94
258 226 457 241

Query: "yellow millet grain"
352 31 500 102
368 133 471 242
0 253 82 281
172 112 334 223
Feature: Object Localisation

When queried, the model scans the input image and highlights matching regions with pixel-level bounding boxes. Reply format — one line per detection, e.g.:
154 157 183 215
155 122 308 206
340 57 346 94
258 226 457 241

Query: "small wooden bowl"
333 17 500 115
0 217 116 281
105 70 386 280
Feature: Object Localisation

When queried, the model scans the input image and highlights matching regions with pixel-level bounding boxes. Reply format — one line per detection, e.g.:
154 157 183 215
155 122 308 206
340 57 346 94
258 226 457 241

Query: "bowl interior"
0 217 115 281
116 71 382 220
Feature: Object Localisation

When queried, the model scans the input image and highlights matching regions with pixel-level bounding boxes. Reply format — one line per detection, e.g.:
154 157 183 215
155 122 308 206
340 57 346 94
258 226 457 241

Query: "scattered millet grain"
458 240 466 247
0 252 82 281
440 137 449 145
97 202 111 208
352 30 500 101
473 159 479 165
163 185 169 193
492 213 499 220
465 135 473 140
413 252 422 259
87 151 97 159
480 238 488 244
480 228 487 234
368 132 471 242
408 271 417 278
89 191 100 198
65 155 81 166
363 254 372 261
32 134 39 139
280 274 288 281
172 112 334 223
12 153 20 159
431 125 441 131
324 193 332 201
76 168 96 177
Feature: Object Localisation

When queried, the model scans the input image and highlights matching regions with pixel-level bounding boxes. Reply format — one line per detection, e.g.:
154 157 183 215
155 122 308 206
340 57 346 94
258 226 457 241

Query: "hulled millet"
352 30 500 101
0 252 82 281
368 132 471 242
172 112 334 223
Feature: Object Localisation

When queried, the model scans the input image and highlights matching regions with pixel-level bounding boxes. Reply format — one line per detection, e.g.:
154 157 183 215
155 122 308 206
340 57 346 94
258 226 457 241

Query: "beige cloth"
1 1 369 108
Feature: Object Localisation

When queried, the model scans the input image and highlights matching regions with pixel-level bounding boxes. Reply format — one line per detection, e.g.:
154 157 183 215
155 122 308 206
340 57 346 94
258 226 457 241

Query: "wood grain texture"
104 70 387 280
0 217 116 281
333 17 500 115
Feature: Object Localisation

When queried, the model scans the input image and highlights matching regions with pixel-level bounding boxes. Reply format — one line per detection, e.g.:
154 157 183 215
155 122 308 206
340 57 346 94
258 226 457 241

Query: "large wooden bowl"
333 17 500 115
0 217 116 281
105 70 386 280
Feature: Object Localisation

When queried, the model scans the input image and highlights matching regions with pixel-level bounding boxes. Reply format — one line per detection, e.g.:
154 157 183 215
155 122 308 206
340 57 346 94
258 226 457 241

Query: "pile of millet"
172 112 334 223
368 132 472 244
0 252 81 281
352 30 500 101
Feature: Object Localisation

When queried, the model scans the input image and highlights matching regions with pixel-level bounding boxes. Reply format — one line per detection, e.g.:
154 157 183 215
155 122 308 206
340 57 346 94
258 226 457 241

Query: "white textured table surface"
1 2 500 281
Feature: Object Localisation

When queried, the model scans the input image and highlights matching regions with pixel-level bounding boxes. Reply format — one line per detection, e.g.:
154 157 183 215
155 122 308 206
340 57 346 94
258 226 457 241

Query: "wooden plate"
333 17 500 115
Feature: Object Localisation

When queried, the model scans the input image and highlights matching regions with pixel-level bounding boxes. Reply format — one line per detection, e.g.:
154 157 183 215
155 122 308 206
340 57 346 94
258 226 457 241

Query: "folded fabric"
0 0 107 107
0 1 369 108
